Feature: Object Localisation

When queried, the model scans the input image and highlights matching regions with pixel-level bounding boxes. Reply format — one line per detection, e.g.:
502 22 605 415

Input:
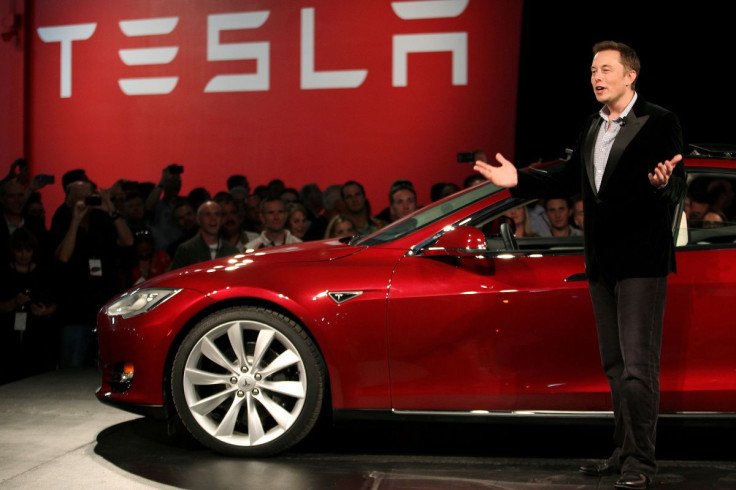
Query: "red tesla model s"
96 145 736 457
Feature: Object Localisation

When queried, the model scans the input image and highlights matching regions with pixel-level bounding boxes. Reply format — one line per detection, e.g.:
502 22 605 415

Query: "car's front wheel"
171 306 326 457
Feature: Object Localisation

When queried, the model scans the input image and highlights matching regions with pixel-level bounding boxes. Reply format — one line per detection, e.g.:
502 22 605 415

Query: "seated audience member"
227 174 249 193
188 186 212 211
464 174 486 188
387 180 417 222
228 184 250 229
300 183 323 225
166 198 199 258
245 197 302 250
244 193 264 233
706 178 735 220
266 179 286 199
572 194 584 231
687 177 710 224
170 200 238 270
702 210 726 228
0 228 58 383
375 179 414 223
304 184 343 241
503 205 537 238
527 200 551 237
215 193 257 252
341 180 386 236
430 182 447 202
430 182 461 202
325 214 356 239
280 187 300 204
544 197 582 237
286 201 309 240
128 229 171 285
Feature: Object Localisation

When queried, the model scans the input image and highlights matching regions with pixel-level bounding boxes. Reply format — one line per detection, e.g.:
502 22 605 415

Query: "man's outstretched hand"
473 153 518 188
648 154 682 189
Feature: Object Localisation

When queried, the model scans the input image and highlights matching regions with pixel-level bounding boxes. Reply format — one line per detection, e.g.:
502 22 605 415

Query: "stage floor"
1 368 735 489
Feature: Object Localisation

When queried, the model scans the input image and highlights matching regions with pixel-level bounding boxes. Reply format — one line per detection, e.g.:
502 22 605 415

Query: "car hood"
139 238 364 292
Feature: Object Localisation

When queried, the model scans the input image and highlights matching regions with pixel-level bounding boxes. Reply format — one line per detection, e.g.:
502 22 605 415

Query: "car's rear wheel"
171 306 325 457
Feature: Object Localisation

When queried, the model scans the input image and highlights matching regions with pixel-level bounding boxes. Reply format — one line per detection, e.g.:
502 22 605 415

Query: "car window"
354 181 504 246
678 171 736 249
468 197 584 253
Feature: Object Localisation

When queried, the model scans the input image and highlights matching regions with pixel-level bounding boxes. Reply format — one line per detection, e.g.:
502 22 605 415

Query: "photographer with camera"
50 179 133 368
146 163 185 253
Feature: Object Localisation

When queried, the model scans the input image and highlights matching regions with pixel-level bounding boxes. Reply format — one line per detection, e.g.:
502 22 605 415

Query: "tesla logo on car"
36 0 470 98
327 291 363 304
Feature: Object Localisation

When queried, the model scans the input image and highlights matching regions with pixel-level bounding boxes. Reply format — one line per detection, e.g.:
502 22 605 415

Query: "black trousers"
588 275 668 479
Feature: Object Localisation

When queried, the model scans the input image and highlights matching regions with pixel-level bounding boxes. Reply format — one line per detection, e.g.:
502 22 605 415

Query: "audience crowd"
0 158 482 384
2 157 732 385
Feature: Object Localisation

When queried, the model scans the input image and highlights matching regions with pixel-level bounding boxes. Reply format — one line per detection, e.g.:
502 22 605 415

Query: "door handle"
565 272 588 282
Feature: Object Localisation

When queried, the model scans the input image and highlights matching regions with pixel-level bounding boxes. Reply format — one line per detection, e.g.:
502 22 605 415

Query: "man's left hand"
648 154 682 188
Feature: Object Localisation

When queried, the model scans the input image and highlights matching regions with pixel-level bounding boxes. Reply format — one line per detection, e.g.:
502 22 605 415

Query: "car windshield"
353 181 504 246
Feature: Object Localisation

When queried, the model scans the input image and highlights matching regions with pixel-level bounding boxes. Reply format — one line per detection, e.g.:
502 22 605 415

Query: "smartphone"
85 195 102 206
167 164 184 175
37 174 55 185
457 152 476 163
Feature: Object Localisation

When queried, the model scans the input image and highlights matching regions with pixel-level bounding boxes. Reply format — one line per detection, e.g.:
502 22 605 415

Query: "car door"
386 202 609 413
661 170 736 412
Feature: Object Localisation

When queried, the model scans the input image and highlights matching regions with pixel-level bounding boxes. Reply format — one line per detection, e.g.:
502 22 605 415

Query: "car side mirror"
423 226 487 257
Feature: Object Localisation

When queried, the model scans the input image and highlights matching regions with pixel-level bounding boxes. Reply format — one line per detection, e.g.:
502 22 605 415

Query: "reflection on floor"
1 368 736 489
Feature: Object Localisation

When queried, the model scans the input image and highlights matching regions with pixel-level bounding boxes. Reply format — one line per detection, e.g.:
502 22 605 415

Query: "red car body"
96 150 736 456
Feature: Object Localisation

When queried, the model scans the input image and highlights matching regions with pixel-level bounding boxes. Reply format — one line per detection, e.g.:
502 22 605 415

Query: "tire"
171 306 326 457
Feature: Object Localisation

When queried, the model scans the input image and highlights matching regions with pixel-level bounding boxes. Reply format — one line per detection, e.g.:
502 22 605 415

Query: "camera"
167 164 184 175
37 174 55 185
457 152 476 163
85 195 102 206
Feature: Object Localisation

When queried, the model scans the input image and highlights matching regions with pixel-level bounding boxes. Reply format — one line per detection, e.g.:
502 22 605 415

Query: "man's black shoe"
614 473 650 489
579 460 619 476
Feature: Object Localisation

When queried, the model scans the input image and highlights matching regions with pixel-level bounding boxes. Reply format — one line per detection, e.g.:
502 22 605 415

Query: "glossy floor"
1 368 735 489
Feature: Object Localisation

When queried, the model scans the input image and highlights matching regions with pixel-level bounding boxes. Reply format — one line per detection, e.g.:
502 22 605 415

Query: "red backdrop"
17 0 522 215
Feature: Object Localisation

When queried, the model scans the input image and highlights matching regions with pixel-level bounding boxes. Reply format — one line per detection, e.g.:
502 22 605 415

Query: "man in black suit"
474 41 686 489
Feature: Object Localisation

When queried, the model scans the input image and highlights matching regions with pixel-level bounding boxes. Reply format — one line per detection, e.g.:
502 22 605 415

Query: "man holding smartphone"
50 179 134 368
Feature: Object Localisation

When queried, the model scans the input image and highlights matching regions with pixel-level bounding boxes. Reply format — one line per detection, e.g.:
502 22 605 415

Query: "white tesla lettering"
391 0 469 19
118 17 180 95
300 8 367 90
393 33 467 86
391 0 468 86
119 17 178 36
36 23 97 98
204 12 270 93
36 3 470 97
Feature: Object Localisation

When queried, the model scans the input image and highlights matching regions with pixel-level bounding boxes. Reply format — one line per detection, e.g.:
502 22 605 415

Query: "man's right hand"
473 152 518 188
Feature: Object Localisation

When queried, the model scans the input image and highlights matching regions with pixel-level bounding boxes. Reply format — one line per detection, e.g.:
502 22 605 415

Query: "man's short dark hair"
227 174 248 191
389 181 416 204
592 40 641 88
259 196 284 213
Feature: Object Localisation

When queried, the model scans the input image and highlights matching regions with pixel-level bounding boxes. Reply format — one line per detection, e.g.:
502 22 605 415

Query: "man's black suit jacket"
511 96 687 281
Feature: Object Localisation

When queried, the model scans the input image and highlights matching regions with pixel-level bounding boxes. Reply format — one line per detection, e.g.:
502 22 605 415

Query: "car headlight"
105 288 182 319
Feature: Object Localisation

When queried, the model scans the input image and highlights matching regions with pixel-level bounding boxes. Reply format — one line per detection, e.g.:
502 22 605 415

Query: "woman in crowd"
503 204 537 237
325 214 356 239
286 201 310 240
